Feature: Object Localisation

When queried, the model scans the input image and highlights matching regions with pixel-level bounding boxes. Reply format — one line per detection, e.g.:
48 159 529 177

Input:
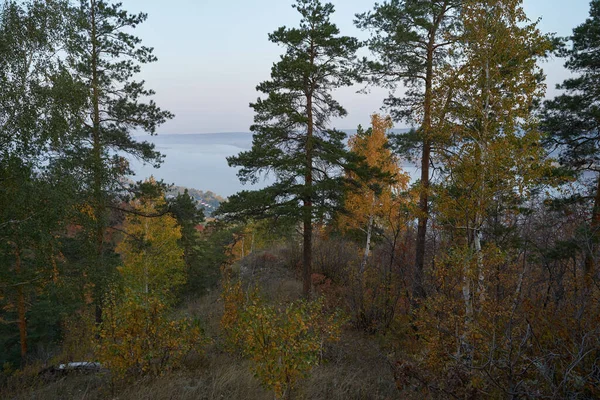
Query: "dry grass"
3 372 109 400
4 332 398 400
117 353 272 400
2 251 401 400
300 332 398 399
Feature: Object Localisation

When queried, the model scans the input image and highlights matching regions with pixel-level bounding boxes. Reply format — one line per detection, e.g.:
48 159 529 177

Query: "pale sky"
120 0 591 134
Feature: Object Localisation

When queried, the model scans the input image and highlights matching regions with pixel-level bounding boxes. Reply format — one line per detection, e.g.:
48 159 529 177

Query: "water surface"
129 131 418 197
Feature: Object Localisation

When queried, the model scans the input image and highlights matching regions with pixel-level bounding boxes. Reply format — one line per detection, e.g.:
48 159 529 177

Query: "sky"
119 0 591 134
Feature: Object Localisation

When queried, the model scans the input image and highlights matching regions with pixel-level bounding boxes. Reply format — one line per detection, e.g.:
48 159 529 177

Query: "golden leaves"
220 279 344 399
96 180 205 379
96 292 206 379
116 189 186 302
340 113 411 234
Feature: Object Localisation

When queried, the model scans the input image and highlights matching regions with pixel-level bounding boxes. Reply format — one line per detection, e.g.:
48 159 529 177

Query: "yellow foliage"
116 191 186 303
435 0 552 235
221 279 345 399
340 114 411 235
409 3 554 393
96 289 206 379
96 181 205 379
227 220 285 262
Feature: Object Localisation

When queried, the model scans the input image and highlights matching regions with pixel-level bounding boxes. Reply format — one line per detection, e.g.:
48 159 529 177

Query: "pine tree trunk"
303 111 313 299
413 0 452 302
414 39 435 300
90 0 104 324
303 128 313 299
302 39 316 300
414 140 430 300
303 209 312 299
144 218 149 294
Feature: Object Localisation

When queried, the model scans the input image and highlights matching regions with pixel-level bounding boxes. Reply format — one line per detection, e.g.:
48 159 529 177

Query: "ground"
1 250 402 400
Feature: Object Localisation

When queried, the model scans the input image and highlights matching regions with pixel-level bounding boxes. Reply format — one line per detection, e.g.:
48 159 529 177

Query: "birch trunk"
360 195 377 275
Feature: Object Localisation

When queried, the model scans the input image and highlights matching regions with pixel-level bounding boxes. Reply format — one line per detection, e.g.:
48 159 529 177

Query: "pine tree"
64 0 173 321
542 0 600 280
356 0 462 300
219 0 359 298
168 189 204 295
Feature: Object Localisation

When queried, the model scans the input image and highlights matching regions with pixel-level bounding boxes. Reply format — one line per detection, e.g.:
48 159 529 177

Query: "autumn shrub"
96 290 206 379
312 236 359 285
311 273 345 310
385 242 600 399
221 279 345 399
523 275 600 398
238 250 283 277
279 240 303 271
93 187 209 379
354 265 404 334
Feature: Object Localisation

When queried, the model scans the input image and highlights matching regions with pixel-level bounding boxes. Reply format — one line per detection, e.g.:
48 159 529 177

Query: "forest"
1 0 599 399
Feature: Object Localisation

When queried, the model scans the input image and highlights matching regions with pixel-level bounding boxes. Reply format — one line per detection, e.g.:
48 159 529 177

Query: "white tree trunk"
360 212 374 275
360 194 377 275
461 257 474 363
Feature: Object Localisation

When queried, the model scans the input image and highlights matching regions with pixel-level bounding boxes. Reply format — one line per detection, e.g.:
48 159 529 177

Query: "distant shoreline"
134 128 413 137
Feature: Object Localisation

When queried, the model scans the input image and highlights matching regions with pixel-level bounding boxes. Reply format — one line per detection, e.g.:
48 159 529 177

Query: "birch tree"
340 114 410 273
0 0 81 364
116 185 186 303
434 0 551 374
